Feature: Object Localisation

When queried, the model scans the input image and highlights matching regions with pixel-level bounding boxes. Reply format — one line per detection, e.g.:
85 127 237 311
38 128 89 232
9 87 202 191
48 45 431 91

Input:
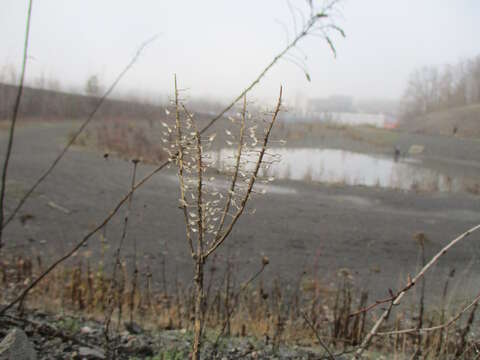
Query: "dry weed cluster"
1 253 479 359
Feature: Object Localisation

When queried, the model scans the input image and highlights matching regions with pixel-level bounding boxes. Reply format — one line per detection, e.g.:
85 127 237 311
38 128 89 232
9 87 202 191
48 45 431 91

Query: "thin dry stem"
215 95 247 240
301 311 336 360
174 75 194 257
0 0 34 247
205 86 283 259
195 130 204 255
352 223 480 359
377 291 480 336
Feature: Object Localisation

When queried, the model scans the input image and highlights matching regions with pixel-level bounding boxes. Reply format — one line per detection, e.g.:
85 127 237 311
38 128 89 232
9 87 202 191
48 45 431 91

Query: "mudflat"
2 120 480 303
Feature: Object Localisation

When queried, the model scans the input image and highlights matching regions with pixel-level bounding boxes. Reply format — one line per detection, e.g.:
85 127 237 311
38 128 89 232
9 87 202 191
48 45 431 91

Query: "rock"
124 321 143 335
408 144 424 155
0 328 37 360
80 326 92 334
118 337 154 356
78 346 105 359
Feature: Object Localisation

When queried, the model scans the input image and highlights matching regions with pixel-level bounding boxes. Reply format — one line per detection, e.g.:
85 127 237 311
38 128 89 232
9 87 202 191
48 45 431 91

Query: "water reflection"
210 148 479 194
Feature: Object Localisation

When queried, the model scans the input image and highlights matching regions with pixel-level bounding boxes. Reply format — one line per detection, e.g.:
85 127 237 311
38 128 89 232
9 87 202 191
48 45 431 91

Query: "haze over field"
2 0 480 105
3 2 480 358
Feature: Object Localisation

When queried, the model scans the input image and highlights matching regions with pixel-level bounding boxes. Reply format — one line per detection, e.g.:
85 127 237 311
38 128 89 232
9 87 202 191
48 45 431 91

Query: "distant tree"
85 74 100 96
0 64 18 84
33 73 46 89
400 54 480 120
47 78 61 91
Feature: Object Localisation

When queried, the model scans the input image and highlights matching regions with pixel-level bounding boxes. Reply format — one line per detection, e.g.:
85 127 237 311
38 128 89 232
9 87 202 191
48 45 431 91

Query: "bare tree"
400 54 480 120
85 74 101 96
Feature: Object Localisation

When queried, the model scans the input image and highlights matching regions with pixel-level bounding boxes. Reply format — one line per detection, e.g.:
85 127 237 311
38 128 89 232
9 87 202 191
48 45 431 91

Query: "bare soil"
1 120 480 303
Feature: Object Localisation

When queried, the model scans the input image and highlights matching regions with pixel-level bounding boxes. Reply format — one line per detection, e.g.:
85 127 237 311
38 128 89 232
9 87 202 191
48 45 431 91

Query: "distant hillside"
399 104 480 138
0 82 164 121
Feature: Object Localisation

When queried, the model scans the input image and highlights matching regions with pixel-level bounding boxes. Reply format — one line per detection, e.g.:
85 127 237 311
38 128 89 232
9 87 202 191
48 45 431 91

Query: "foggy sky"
2 0 480 106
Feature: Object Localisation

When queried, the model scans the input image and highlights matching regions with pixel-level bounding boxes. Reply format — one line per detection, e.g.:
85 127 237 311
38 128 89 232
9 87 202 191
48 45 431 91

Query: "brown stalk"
204 86 283 260
192 129 205 360
215 95 247 240
376 291 480 336
414 236 426 359
195 131 204 252
352 223 480 359
211 260 269 352
456 296 478 357
301 311 336 360
104 159 138 348
128 160 140 324
0 0 34 247
174 75 194 256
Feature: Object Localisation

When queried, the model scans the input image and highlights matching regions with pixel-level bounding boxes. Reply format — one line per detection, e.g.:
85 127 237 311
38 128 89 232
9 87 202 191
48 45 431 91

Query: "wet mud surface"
1 121 480 302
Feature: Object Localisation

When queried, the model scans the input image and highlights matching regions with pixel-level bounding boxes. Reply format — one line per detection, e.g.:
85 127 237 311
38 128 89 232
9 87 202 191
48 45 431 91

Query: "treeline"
0 82 165 121
401 55 480 119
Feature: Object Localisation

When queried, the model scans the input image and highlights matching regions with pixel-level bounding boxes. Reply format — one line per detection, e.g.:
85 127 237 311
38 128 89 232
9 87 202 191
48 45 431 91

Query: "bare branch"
352 223 480 359
0 0 34 248
215 95 246 241
175 75 194 257
286 0 298 36
205 86 283 259
301 311 336 360
198 6 339 136
195 130 204 256
376 291 480 336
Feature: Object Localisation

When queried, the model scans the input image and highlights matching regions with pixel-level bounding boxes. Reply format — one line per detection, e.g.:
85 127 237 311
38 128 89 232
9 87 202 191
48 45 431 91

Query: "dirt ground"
1 120 480 304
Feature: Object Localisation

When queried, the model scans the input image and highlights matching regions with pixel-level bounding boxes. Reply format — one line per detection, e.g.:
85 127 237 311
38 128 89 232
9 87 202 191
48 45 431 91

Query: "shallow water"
210 148 479 194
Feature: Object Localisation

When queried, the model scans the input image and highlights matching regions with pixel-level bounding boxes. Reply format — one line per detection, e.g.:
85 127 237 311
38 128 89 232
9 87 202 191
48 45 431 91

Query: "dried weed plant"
164 75 283 359
0 0 345 316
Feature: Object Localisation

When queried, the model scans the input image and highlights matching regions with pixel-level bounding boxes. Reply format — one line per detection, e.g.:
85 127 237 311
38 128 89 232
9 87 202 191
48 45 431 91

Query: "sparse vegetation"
1 1 480 360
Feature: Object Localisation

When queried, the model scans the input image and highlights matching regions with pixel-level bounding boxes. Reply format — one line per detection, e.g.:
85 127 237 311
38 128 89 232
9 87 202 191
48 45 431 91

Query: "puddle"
209 148 480 194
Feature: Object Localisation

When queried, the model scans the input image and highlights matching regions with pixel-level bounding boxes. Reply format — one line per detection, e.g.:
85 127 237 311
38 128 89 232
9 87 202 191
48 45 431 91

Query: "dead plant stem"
352 223 480 359
0 3 339 315
0 0 33 248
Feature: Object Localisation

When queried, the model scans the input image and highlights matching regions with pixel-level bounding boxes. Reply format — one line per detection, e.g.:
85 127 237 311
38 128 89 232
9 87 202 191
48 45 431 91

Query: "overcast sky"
2 0 480 106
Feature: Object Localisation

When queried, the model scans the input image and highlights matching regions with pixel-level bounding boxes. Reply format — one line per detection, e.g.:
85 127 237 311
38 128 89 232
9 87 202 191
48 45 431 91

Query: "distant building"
308 95 355 113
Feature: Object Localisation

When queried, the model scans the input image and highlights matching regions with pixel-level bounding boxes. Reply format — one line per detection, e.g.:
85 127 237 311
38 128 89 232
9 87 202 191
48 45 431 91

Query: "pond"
209 148 479 194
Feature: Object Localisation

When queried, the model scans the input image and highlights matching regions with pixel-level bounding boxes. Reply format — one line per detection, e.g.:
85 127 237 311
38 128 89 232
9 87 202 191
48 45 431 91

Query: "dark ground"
1 120 480 304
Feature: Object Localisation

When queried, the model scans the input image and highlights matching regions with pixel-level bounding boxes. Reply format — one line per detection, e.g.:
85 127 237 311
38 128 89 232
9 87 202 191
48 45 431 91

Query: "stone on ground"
0 328 37 360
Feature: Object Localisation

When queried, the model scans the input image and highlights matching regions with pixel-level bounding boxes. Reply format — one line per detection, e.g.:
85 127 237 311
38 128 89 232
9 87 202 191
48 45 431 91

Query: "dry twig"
352 223 480 359
0 0 34 248
376 291 480 336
